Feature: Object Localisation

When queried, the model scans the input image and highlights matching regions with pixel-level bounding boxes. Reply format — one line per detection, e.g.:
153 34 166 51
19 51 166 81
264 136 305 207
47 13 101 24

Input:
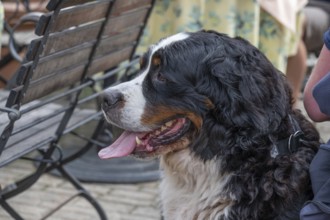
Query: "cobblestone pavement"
0 159 161 220
0 157 160 220
0 101 329 220
0 160 160 220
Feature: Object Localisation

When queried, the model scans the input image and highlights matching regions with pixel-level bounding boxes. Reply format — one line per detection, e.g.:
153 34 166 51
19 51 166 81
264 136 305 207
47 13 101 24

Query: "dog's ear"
206 38 290 134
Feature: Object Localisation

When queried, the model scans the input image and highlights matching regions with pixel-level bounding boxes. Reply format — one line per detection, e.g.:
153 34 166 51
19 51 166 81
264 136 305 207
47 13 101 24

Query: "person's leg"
303 6 329 54
286 39 307 104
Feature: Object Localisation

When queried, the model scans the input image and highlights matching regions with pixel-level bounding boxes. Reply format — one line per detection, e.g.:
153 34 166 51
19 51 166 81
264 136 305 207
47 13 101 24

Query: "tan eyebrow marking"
152 54 161 66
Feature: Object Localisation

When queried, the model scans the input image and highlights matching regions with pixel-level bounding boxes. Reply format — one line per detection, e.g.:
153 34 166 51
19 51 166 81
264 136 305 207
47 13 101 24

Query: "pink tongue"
98 130 139 159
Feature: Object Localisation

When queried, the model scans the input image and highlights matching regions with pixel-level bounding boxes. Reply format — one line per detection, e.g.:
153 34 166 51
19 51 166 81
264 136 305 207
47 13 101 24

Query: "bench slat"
95 27 140 58
46 0 152 13
36 0 110 35
23 65 86 103
111 0 153 16
32 43 93 81
43 22 102 57
46 0 97 11
103 7 149 36
0 105 97 167
27 21 102 60
88 46 134 76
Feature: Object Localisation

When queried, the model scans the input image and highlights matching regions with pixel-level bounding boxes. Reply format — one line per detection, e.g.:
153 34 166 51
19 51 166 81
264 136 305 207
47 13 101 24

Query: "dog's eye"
155 72 167 82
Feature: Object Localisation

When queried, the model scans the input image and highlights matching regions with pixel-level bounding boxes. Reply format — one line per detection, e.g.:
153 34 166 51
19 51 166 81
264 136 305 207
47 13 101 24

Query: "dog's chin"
132 136 191 159
98 118 193 160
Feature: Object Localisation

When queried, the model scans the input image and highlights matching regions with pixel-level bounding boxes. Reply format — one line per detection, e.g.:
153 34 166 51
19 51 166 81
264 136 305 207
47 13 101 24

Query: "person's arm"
303 30 330 122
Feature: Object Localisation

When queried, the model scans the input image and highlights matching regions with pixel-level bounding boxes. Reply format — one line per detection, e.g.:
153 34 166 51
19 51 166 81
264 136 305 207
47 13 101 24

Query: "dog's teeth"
155 130 161 135
161 126 167 131
135 136 142 145
165 121 173 127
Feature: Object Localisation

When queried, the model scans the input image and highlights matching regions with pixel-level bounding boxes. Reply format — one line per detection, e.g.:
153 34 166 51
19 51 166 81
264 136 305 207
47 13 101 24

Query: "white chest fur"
159 149 234 220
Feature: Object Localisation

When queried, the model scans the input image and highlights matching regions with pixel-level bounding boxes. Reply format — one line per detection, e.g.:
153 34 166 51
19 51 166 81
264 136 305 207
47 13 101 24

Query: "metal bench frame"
0 0 154 219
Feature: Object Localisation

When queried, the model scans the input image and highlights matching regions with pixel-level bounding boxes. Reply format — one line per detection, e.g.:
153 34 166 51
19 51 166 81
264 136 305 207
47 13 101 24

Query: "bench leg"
1 141 107 219
56 165 107 220
1 143 57 199
0 198 24 220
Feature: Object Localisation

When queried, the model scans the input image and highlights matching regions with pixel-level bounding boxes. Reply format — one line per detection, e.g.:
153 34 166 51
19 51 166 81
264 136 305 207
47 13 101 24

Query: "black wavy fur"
143 30 320 219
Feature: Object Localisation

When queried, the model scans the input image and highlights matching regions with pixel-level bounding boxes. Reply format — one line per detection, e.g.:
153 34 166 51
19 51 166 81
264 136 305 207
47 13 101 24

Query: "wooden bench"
0 0 154 219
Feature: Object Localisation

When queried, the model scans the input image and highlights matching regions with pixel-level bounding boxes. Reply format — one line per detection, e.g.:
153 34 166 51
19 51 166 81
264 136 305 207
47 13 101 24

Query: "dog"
99 30 320 220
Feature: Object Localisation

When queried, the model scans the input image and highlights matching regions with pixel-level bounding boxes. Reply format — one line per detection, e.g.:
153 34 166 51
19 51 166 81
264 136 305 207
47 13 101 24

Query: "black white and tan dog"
99 30 320 220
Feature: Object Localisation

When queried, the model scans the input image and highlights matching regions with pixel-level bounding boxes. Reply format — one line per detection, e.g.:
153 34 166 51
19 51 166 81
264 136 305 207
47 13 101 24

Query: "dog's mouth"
98 118 191 159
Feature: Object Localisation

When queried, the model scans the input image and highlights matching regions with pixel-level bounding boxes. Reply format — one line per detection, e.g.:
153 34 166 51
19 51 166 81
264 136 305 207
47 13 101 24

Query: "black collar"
275 130 305 156
272 115 305 156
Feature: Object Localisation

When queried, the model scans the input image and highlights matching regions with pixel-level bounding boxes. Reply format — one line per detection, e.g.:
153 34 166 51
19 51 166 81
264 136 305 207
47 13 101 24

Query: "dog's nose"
100 90 123 109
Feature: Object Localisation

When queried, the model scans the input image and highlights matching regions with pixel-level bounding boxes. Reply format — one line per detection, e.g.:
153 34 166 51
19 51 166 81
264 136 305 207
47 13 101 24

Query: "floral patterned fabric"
0 1 3 57
137 0 303 73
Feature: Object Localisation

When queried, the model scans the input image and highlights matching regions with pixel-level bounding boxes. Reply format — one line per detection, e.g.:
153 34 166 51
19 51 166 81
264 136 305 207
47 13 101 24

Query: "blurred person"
0 1 4 86
300 29 330 219
303 0 330 55
292 0 330 106
0 0 3 58
138 0 307 103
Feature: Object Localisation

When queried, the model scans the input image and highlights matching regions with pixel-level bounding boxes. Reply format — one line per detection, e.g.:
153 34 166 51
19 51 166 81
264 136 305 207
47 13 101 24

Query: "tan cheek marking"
186 112 203 131
141 105 203 130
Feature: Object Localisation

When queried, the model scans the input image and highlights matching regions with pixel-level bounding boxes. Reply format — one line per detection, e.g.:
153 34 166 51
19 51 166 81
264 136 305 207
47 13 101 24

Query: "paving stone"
2 201 46 219
111 188 156 200
101 193 155 207
118 213 160 220
49 210 99 220
105 184 142 192
10 188 74 204
49 201 100 220
316 122 330 142
132 206 161 218
36 174 67 188
98 198 135 213
0 211 12 220
78 182 112 196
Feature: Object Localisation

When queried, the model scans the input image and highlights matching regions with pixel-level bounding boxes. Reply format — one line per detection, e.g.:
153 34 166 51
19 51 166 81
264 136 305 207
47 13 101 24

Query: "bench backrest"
9 0 152 104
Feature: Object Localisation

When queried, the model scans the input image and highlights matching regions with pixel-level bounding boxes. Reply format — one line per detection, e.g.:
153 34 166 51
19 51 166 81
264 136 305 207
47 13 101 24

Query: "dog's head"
99 30 292 160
